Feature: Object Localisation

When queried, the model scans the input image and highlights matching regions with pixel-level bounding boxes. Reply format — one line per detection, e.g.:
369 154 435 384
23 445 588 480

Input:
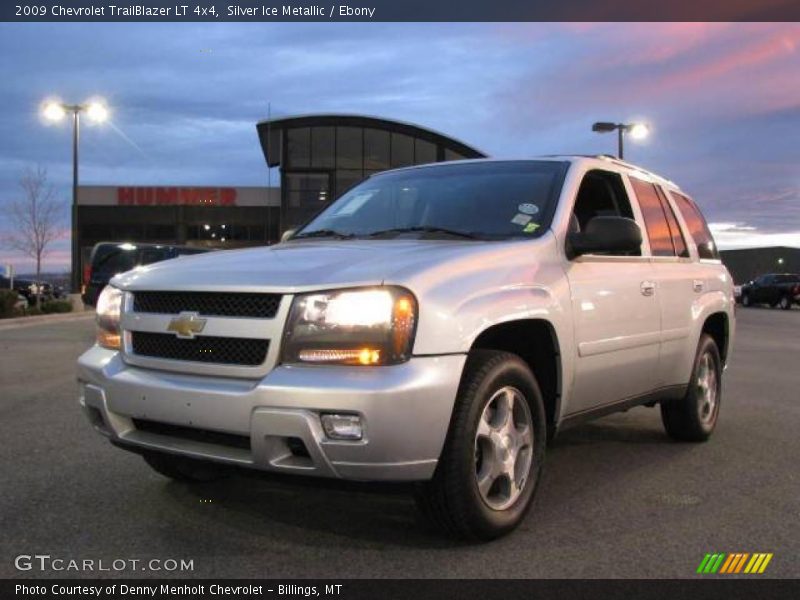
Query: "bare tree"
4 166 64 308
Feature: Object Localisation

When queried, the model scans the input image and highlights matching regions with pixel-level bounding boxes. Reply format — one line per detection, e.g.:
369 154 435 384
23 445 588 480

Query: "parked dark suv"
82 242 211 307
740 273 800 310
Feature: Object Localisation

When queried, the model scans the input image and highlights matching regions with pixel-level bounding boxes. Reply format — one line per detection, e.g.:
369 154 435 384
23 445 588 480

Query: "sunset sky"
0 22 798 272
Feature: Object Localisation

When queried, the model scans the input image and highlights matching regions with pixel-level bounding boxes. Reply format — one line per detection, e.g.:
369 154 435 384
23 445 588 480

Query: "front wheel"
416 350 546 541
661 334 722 442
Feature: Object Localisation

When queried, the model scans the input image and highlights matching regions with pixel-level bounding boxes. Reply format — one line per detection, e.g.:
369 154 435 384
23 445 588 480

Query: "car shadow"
160 411 695 549
163 469 460 549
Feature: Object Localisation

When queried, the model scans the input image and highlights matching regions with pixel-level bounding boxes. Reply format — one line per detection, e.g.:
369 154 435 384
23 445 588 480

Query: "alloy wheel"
474 386 534 511
696 352 718 425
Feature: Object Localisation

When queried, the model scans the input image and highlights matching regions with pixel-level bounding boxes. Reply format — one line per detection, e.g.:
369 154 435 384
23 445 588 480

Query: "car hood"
111 239 500 293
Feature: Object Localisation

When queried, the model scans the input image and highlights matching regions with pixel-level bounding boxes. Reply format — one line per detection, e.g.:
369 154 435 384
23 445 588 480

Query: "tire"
661 334 722 442
416 350 546 541
142 451 226 482
779 296 792 311
741 293 751 307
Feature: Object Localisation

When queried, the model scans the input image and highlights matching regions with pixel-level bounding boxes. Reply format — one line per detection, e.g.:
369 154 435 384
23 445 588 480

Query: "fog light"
321 414 363 440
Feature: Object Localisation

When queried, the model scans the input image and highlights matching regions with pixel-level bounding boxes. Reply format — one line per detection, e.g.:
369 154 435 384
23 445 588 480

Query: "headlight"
96 285 123 350
281 287 417 366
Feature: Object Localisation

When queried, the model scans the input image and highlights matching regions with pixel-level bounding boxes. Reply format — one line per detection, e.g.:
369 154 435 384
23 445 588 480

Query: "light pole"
591 121 649 160
42 100 109 293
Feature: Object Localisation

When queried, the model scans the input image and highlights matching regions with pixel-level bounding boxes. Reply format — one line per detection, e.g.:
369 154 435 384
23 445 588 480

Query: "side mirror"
567 216 642 258
280 229 296 243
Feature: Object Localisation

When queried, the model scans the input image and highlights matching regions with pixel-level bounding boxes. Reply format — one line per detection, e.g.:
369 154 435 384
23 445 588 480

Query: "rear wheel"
416 350 546 541
143 451 226 482
779 296 792 310
661 334 722 442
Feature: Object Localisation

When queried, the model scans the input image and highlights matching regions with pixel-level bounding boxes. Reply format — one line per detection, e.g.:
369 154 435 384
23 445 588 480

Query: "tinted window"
92 246 138 275
364 129 390 170
140 247 168 265
296 161 566 240
174 247 208 257
573 170 635 229
571 170 639 256
774 274 800 284
656 187 689 258
310 127 335 168
631 179 674 256
414 138 437 164
672 193 719 259
445 148 468 161
390 133 414 168
336 127 362 169
286 127 311 168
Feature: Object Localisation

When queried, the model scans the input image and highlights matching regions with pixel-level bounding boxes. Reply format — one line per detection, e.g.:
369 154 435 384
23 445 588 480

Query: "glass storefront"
258 115 486 232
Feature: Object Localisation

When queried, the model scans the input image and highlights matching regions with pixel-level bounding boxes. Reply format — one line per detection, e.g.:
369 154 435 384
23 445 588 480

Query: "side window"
656 187 689 258
630 178 674 256
672 193 719 259
571 169 639 256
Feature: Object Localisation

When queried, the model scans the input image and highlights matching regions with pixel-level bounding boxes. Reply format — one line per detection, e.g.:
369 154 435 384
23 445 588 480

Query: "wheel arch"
468 319 562 439
701 311 730 366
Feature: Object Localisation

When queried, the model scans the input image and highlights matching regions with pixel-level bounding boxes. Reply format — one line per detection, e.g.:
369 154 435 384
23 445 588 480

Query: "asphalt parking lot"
1 307 798 579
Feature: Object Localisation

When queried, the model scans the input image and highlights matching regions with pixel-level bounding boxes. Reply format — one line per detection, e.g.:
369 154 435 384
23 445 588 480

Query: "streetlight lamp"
591 121 649 160
41 99 109 293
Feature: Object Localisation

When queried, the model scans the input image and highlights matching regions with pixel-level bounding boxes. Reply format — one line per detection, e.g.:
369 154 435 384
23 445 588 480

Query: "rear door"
629 177 696 389
564 169 661 415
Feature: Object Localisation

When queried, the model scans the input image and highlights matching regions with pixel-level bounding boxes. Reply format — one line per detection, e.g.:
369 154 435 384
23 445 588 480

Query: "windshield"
293 160 567 241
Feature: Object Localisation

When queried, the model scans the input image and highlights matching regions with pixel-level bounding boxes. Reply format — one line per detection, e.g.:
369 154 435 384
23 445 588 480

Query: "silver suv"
78 157 735 540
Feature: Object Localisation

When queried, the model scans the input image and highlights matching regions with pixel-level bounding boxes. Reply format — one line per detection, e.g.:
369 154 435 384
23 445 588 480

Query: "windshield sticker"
332 190 376 216
511 213 532 226
523 222 540 233
518 203 539 215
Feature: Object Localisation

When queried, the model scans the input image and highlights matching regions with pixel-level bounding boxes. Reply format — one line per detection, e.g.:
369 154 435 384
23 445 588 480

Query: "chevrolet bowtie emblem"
167 312 207 339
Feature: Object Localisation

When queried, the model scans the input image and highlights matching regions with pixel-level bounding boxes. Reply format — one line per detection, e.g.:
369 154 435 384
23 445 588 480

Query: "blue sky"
0 22 798 271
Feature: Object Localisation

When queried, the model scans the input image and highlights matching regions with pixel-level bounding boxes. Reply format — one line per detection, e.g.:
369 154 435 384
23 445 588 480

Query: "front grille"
132 419 251 450
133 291 281 318
131 332 269 366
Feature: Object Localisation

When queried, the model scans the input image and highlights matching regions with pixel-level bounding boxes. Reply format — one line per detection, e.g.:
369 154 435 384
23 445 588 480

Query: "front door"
563 168 661 415
566 258 661 414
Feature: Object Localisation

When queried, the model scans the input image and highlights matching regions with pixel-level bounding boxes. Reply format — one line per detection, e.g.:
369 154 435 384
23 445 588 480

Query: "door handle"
640 281 656 296
693 279 705 293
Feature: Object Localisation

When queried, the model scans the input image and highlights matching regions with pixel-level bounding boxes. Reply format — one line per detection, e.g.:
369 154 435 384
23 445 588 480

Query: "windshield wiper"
292 229 357 240
367 226 480 240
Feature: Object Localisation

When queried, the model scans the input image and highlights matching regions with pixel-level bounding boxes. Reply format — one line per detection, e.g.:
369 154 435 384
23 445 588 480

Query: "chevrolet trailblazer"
78 157 734 540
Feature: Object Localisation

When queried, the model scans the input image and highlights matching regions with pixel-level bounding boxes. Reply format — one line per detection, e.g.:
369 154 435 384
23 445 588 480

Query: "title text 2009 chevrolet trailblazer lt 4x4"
78 157 735 540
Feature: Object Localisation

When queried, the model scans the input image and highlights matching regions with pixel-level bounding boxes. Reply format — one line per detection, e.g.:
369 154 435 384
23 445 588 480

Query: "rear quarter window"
629 178 675 257
672 193 719 260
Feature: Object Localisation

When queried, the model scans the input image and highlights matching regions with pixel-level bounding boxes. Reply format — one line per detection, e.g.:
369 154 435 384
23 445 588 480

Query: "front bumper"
77 346 465 481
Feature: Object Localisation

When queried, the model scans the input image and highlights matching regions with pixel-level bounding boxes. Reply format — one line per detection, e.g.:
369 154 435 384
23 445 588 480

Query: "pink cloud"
653 24 800 92
493 23 800 129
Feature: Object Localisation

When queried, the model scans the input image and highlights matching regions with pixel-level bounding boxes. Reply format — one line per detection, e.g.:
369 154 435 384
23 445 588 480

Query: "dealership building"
74 114 485 282
720 246 800 284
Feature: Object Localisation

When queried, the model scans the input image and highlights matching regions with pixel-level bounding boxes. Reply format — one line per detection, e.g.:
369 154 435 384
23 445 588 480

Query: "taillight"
83 264 91 286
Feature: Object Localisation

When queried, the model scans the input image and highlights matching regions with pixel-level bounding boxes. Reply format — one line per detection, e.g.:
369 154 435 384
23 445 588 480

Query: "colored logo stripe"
698 552 773 574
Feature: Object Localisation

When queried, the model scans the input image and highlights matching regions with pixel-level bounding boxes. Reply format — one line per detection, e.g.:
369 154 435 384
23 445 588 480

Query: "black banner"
4 579 800 600
3 0 800 22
